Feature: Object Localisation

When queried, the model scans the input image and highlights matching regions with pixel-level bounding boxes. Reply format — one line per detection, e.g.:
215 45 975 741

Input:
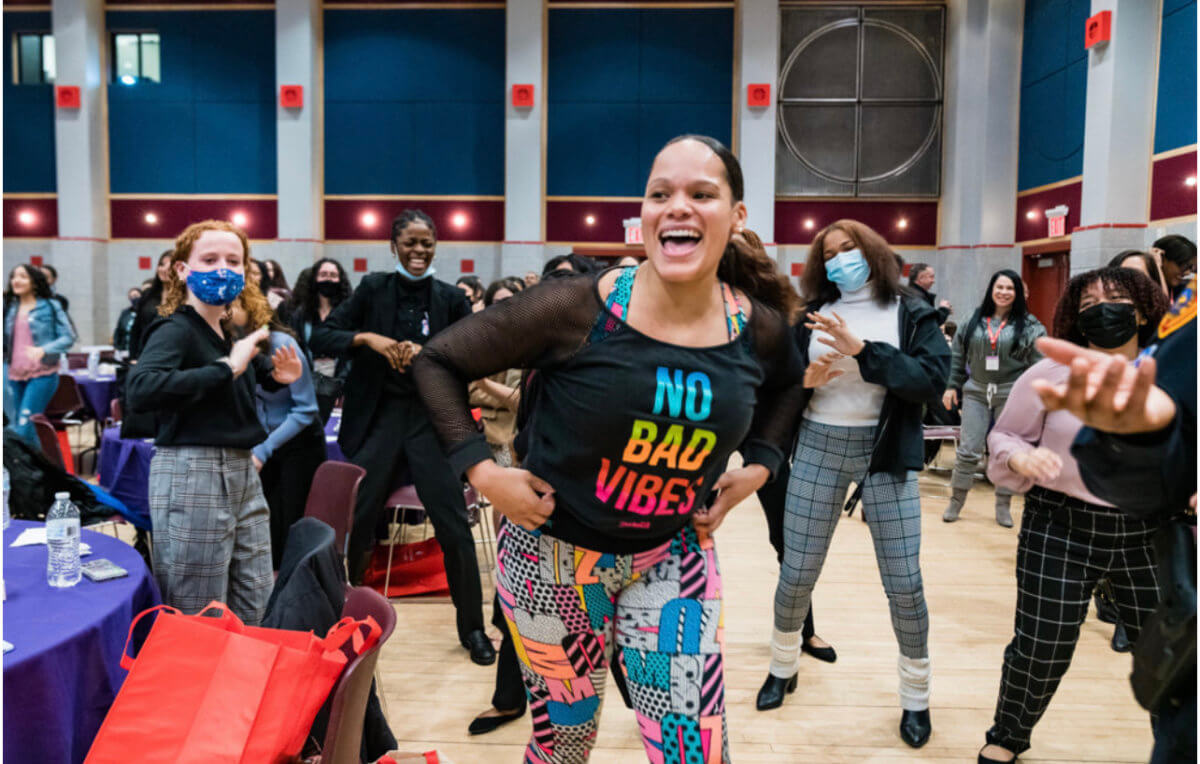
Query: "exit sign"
623 217 643 245
1046 205 1069 238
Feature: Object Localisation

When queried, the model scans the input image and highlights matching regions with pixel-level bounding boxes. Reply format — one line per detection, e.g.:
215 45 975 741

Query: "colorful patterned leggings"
496 519 728 764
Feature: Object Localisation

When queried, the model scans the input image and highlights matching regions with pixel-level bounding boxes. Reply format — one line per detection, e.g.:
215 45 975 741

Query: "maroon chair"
303 462 366 558
108 398 122 426
31 414 65 470
314 586 396 764
381 481 493 596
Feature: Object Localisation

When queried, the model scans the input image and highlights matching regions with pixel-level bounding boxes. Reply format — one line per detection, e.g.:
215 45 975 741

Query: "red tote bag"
86 602 380 764
363 537 451 597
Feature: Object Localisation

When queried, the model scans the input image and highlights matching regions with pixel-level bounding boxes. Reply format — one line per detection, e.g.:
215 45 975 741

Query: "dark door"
1022 250 1070 329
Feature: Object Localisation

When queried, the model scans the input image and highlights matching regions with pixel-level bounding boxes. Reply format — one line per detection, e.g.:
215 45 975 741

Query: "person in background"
523 271 539 287
759 219 948 751
542 252 597 277
129 252 173 359
38 264 69 313
942 319 957 345
1110 250 1169 297
615 255 641 267
468 279 523 467
942 270 1046 527
309 209 492 666
287 258 353 423
976 267 1169 764
1031 275 1196 764
907 263 952 325
230 297 326 570
260 259 291 311
3 264 75 445
113 286 142 352
126 220 301 625
1150 234 1196 298
455 276 485 312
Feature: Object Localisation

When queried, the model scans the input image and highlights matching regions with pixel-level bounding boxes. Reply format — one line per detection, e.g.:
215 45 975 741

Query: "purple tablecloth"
97 414 346 531
67 371 118 421
2 519 161 764
97 428 153 530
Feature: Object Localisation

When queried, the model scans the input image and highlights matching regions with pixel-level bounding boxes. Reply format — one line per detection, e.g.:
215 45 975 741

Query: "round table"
67 370 119 421
2 519 161 764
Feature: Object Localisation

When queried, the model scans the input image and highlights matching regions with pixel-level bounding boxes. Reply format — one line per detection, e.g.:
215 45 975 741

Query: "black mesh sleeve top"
413 267 805 553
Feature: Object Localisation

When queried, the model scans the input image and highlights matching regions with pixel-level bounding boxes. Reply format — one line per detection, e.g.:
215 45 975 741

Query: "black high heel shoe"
899 709 931 748
755 673 797 711
801 637 837 663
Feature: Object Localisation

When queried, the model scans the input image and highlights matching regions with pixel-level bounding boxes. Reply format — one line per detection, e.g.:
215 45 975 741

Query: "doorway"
1022 249 1070 329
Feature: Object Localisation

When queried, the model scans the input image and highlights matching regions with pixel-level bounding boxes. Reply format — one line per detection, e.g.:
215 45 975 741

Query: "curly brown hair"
801 219 902 307
158 220 268 319
1052 267 1170 348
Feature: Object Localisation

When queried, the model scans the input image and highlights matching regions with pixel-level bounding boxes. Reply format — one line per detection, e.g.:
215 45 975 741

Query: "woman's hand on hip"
24 346 45 362
693 464 770 536
468 460 556 531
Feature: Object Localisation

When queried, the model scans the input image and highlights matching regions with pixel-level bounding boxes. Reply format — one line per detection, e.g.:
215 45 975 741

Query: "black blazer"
788 294 950 476
309 272 472 457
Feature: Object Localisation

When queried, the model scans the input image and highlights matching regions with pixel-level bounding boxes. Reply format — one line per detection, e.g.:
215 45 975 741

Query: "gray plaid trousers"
148 445 274 626
774 419 929 659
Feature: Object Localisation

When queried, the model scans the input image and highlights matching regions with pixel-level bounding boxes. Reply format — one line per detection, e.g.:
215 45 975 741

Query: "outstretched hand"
805 311 865 357
270 343 303 385
1030 337 1176 435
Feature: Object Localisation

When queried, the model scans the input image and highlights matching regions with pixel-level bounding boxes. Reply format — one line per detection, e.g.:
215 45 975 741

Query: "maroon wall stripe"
774 199 937 247
545 200 641 243
3 197 58 238
324 198 503 241
111 198 278 240
1150 149 1198 222
1014 181 1082 243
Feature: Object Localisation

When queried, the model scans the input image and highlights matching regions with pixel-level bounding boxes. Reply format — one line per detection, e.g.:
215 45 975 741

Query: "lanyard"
985 316 1007 352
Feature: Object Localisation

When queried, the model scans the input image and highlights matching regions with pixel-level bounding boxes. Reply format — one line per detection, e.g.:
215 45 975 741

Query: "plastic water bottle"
58 353 69 373
86 349 99 377
46 492 81 588
2 467 10 530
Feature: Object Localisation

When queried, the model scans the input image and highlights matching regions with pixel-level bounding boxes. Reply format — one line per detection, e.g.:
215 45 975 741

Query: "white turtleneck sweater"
803 283 901 427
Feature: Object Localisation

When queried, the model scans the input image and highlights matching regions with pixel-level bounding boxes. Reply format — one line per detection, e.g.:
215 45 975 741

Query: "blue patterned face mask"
185 267 245 306
824 248 871 292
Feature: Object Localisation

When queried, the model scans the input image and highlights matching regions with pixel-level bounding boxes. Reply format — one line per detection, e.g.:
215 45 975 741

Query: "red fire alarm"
30 255 44 267
353 258 367 273
460 259 475 274
1084 10 1111 49
747 83 771 108
512 84 534 108
138 256 151 270
280 85 304 109
790 262 804 277
55 86 81 109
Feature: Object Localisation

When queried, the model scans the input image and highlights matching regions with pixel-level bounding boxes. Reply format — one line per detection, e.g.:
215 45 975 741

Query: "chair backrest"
109 398 122 424
303 461 366 557
44 374 86 420
66 351 88 370
31 414 64 469
318 586 396 764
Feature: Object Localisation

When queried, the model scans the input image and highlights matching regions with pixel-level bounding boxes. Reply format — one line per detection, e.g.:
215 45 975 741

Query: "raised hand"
804 352 846 388
270 343 303 385
805 311 865 357
1030 337 1176 435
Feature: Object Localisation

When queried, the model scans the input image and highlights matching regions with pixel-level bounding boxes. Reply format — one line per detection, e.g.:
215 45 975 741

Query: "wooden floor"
376 465 1155 763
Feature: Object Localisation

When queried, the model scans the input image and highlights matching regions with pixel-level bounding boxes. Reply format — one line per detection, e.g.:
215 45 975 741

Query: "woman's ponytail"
717 228 803 322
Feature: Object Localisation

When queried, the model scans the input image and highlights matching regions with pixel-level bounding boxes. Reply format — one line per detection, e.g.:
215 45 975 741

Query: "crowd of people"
2 134 1195 764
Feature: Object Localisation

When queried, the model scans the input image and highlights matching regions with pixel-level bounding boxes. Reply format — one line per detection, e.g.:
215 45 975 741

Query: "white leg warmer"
898 654 932 711
769 627 803 679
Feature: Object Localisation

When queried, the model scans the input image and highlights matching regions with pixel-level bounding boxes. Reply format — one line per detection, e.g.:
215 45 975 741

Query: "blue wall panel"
324 9 505 195
548 8 733 197
1155 0 1197 153
3 12 56 193
106 10 276 194
1017 0 1089 190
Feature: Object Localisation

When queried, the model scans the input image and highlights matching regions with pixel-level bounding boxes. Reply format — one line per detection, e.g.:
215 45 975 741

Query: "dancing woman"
415 135 803 763
757 220 948 751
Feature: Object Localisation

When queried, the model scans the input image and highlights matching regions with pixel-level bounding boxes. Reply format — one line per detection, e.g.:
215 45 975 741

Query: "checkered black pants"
774 419 928 659
987 486 1160 754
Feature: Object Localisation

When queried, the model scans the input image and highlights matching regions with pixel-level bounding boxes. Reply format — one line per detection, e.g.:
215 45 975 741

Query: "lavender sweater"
987 358 1114 507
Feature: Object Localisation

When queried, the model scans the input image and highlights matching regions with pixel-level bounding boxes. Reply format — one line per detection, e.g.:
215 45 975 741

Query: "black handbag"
1130 515 1196 712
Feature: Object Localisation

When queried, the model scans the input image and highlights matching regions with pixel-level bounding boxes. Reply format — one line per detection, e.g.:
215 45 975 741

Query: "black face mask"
315 280 340 298
1078 302 1138 349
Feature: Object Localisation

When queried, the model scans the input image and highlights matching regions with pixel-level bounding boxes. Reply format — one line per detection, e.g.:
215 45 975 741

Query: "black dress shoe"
462 630 497 666
801 638 837 664
899 709 931 748
468 707 525 735
1111 621 1132 653
755 673 798 711
1094 590 1120 624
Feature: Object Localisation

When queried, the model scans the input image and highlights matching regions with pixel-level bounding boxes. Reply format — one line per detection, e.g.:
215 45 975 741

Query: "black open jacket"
785 294 950 481
309 272 472 458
